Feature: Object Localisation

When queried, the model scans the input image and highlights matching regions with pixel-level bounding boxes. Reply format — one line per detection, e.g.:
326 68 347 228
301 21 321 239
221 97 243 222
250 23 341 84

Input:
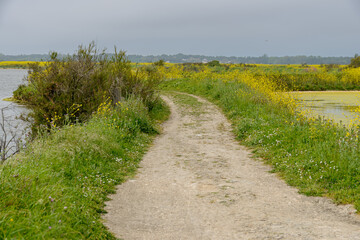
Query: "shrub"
153 59 165 66
207 60 221 67
110 51 162 110
14 43 163 134
349 54 360 68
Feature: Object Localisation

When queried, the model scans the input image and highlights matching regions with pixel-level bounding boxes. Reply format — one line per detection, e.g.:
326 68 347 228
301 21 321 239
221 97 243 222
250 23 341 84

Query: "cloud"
0 0 359 56
0 0 9 24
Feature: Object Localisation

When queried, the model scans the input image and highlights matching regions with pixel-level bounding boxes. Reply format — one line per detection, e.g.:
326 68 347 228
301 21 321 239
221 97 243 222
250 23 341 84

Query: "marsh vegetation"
160 58 360 212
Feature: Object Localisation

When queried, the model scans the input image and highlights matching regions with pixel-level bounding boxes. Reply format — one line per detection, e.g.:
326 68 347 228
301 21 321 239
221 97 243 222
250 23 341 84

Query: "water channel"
290 91 360 125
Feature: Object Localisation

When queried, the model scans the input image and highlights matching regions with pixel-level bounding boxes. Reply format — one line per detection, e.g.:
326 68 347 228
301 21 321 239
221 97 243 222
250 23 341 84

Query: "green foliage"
16 43 112 133
0 98 170 239
207 60 221 67
169 63 358 91
161 78 360 212
13 84 34 102
153 59 165 66
111 52 163 111
13 43 163 134
349 54 360 68
265 71 348 91
321 63 340 72
1 43 168 238
181 63 205 73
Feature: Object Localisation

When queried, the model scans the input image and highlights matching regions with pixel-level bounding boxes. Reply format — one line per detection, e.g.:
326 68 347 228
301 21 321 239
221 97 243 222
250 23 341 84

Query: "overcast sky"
0 0 359 56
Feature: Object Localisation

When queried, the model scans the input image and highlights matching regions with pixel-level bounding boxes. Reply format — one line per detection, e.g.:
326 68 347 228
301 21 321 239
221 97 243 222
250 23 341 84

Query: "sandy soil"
103 93 360 240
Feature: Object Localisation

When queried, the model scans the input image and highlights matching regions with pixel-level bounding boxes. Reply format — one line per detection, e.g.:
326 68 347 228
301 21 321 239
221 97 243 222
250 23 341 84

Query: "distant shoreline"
1 54 353 64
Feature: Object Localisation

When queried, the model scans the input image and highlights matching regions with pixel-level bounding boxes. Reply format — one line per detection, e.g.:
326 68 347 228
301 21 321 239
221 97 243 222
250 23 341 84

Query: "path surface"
104 93 360 240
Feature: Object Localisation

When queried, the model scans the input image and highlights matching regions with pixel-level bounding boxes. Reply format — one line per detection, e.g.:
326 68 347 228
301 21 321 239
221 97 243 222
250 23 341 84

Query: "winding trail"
104 93 360 240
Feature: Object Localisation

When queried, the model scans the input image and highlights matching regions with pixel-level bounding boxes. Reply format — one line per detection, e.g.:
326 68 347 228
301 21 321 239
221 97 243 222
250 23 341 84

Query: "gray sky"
0 0 359 56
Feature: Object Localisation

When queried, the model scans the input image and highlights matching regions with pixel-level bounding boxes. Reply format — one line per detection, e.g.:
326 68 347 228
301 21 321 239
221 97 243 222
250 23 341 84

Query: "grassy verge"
161 78 360 212
0 97 170 239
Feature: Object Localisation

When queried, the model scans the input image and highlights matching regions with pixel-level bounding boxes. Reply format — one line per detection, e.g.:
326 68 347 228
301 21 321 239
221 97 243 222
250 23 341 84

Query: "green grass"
161 78 360 212
0 97 170 239
169 92 205 118
171 93 202 108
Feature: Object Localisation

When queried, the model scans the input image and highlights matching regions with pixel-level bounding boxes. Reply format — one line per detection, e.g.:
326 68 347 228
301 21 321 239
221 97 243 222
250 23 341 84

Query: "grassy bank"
0 98 170 239
161 78 360 212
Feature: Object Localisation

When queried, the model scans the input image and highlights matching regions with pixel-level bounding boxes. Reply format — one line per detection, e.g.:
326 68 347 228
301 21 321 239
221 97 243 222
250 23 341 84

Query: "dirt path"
104 93 360 240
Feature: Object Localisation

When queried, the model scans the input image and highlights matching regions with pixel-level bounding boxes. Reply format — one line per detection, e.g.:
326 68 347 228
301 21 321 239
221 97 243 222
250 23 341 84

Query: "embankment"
0 98 169 239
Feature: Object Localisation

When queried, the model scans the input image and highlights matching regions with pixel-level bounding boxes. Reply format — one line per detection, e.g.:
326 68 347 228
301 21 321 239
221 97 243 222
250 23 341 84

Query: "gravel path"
104 93 360 240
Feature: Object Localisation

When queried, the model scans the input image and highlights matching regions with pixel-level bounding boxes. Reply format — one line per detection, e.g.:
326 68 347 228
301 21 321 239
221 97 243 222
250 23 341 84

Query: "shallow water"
0 69 29 158
0 69 27 107
0 69 28 119
290 91 360 125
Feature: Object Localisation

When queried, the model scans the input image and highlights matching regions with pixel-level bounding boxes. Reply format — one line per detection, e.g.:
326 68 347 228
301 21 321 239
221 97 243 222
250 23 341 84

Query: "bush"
14 43 163 134
111 52 163 111
349 54 360 68
207 60 221 67
153 59 165 66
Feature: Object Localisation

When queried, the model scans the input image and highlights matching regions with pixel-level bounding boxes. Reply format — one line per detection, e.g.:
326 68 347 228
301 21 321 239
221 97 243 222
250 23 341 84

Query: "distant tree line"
0 53 354 65
0 53 53 61
128 54 353 64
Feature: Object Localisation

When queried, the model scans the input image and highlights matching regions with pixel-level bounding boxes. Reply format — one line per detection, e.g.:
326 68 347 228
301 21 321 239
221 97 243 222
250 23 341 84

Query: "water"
0 69 29 159
0 69 28 107
291 91 360 125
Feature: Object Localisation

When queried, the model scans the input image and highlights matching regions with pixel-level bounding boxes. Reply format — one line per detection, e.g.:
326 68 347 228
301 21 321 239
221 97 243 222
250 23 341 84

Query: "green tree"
349 54 360 68
207 60 221 67
153 59 165 66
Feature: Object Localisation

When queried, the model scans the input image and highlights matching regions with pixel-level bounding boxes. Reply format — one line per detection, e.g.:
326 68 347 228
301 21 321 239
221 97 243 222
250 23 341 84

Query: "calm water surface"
291 91 360 125
0 69 29 156
0 69 28 108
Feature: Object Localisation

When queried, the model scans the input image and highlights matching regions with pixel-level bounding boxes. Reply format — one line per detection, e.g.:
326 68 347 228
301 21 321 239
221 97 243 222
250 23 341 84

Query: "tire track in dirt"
104 93 360 240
